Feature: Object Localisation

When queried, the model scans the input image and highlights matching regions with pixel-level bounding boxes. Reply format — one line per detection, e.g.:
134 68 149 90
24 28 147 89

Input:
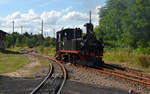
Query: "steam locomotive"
56 13 104 66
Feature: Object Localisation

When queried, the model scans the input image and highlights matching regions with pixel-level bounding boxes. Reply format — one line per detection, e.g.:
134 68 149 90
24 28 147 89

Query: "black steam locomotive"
56 15 104 66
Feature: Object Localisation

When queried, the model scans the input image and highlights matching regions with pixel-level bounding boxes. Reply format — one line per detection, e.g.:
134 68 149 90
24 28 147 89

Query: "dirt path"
0 54 49 94
3 54 41 78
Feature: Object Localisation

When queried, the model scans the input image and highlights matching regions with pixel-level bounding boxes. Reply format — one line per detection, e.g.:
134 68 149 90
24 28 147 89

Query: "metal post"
12 21 15 48
53 29 55 38
89 11 92 23
21 26 23 34
40 19 44 47
12 21 14 33
41 19 43 36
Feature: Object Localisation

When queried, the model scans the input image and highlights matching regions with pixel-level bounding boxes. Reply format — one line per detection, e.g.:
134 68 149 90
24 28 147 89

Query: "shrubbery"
5 32 55 48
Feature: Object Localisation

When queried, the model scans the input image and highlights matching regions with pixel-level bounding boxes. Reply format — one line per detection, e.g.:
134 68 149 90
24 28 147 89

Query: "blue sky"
0 0 106 37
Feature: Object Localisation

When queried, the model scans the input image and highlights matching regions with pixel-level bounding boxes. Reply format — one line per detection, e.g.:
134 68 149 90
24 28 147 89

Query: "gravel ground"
61 63 150 94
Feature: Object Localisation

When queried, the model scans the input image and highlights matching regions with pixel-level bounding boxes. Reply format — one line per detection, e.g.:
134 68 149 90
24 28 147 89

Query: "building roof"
0 30 7 34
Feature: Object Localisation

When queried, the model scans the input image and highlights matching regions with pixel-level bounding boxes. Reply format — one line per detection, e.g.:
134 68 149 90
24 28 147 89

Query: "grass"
6 47 28 52
6 46 56 56
137 55 150 68
31 55 50 74
103 49 150 71
38 56 50 66
0 53 30 74
0 47 53 76
38 47 55 56
29 47 54 76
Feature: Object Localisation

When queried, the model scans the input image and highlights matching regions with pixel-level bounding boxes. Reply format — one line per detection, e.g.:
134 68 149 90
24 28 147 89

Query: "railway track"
72 63 150 88
29 52 150 91
102 63 150 79
30 53 67 94
98 68 150 87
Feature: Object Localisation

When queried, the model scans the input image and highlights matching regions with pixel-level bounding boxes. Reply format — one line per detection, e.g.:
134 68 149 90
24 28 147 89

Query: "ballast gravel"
61 63 150 94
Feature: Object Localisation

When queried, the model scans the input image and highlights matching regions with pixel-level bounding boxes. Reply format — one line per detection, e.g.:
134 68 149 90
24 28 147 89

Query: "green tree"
96 0 150 53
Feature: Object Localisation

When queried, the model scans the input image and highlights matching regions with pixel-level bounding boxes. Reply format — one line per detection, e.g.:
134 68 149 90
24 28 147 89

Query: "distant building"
0 30 7 51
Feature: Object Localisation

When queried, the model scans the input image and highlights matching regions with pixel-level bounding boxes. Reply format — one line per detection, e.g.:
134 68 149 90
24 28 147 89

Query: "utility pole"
12 21 14 33
49 26 52 37
53 29 55 38
20 26 23 34
41 19 43 36
40 19 44 47
12 21 15 48
89 11 92 23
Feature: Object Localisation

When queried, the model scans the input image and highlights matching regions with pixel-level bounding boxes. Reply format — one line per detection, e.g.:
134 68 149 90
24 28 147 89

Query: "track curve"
30 63 53 94
30 53 67 94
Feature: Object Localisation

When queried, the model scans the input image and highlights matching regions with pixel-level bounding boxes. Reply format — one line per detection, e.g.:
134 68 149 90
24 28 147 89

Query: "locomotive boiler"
56 13 104 66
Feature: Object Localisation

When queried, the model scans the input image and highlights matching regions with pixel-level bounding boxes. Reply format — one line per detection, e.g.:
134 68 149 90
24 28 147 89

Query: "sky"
0 0 106 37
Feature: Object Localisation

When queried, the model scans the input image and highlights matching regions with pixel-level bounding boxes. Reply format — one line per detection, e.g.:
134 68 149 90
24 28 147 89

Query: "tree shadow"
0 75 141 94
104 62 143 72
0 75 43 94
103 63 126 71
61 80 140 94
0 49 20 54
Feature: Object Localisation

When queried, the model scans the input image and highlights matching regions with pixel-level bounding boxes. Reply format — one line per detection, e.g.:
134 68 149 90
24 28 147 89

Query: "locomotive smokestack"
89 11 91 23
84 11 93 34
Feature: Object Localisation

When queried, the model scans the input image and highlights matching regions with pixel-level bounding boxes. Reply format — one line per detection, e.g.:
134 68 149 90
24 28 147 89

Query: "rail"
30 63 53 94
73 64 150 88
30 53 67 94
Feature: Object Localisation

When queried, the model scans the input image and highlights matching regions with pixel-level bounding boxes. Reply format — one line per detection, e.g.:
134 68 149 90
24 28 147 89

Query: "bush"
137 55 150 68
43 41 50 47
103 49 132 62
104 48 150 69
136 46 150 54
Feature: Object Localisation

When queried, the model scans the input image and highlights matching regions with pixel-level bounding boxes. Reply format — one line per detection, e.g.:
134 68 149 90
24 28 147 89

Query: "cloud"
59 6 101 26
76 0 104 11
59 11 89 23
41 10 61 25
0 9 60 33
94 6 102 14
62 7 72 12
0 6 101 36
